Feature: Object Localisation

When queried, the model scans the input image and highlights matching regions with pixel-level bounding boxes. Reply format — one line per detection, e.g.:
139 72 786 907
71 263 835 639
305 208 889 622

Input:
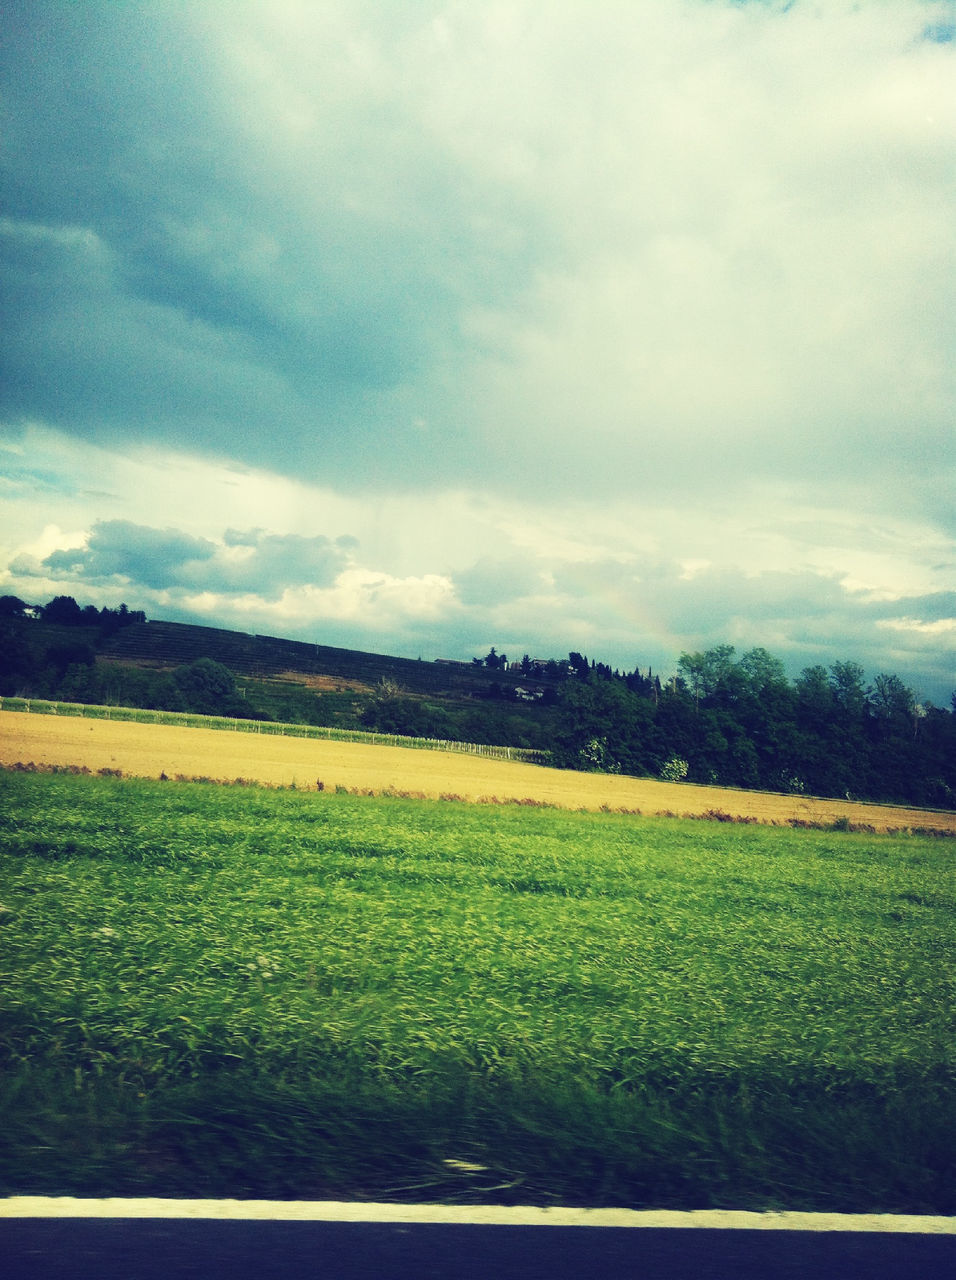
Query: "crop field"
0 698 547 762
1 766 954 1211
3 705 954 833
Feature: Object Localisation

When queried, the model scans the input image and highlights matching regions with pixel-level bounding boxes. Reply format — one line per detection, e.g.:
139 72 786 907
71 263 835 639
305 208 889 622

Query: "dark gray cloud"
42 521 215 590
197 529 352 599
0 1 553 485
923 20 956 42
34 520 351 600
453 557 544 606
3 2 949 505
1 3 953 707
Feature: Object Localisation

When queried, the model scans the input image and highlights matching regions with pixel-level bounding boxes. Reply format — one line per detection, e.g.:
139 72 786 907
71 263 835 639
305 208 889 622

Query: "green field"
1 768 954 1211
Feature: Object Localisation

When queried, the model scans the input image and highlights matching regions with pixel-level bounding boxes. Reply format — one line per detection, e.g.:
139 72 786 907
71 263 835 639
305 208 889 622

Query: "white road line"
2 1199 954 1233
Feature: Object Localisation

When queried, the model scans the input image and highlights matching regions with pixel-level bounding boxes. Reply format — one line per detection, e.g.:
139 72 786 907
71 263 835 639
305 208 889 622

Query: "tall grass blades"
0 769 953 1210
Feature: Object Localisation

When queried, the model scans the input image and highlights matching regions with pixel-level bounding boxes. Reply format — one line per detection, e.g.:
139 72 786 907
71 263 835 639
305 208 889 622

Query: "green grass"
1 768 954 1210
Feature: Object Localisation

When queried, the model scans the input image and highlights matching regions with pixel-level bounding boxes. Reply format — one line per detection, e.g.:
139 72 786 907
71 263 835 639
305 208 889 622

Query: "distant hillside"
8 600 952 809
98 618 550 698
1 610 563 750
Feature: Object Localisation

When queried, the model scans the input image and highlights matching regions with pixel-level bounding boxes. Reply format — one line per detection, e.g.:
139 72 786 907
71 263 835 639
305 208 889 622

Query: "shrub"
660 756 689 782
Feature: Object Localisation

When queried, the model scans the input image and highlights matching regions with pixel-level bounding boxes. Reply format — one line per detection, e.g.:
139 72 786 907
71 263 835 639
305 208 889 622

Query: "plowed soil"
2 711 954 833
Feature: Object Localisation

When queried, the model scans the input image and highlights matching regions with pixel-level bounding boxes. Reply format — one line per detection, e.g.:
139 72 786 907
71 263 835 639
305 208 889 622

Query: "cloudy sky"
2 0 954 701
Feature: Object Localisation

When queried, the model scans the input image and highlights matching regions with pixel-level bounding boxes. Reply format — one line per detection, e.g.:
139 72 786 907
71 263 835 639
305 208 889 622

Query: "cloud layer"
1 2 954 701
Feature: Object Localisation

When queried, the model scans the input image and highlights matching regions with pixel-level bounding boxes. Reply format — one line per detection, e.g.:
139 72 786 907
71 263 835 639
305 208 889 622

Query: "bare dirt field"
273 670 371 692
2 710 954 833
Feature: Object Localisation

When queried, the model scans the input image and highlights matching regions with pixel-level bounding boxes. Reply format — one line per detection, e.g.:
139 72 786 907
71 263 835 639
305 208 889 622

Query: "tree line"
0 596 255 719
0 594 146 630
547 643 954 809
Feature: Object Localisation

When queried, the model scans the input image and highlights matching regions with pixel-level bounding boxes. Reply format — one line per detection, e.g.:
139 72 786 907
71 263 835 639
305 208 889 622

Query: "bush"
660 755 689 782
173 658 240 716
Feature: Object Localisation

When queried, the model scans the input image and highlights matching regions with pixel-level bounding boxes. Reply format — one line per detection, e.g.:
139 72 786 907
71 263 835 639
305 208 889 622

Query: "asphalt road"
5 1217 956 1279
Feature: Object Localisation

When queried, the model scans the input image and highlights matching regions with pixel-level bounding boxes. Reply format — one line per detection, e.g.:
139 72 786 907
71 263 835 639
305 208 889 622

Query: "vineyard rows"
99 618 523 695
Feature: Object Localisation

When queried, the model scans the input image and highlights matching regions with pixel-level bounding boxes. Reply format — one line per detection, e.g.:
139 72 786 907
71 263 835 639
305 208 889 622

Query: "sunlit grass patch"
1 769 954 1210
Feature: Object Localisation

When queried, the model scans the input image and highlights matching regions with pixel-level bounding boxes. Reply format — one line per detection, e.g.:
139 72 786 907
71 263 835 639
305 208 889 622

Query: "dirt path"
2 710 953 834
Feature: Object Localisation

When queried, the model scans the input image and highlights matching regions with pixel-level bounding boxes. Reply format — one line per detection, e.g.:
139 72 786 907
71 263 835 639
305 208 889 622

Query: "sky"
1 0 954 703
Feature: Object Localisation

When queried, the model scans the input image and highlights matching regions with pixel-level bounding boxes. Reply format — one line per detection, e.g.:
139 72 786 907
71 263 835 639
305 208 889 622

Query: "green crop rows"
1 768 953 1210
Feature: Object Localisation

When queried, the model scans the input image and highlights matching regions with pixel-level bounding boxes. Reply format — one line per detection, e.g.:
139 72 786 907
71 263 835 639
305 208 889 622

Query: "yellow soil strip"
2 711 953 834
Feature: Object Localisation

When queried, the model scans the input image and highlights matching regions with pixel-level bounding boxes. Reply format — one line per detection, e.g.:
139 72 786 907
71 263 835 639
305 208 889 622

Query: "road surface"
3 1200 955 1279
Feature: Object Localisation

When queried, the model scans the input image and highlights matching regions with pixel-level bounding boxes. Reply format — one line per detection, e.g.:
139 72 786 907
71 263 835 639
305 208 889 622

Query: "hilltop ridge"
97 617 551 698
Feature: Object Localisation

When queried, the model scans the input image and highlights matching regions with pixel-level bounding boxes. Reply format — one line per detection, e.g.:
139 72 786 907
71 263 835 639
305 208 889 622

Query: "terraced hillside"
99 619 530 697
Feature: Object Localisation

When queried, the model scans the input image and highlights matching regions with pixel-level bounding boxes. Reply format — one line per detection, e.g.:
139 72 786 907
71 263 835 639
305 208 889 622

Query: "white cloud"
878 617 956 637
2 427 953 699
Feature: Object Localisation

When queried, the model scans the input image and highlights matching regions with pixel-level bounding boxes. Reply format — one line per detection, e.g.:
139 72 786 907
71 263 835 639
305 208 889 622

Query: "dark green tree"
869 672 915 725
173 658 244 716
554 678 657 775
0 625 39 694
568 652 590 679
41 595 84 625
0 595 29 618
678 645 742 710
